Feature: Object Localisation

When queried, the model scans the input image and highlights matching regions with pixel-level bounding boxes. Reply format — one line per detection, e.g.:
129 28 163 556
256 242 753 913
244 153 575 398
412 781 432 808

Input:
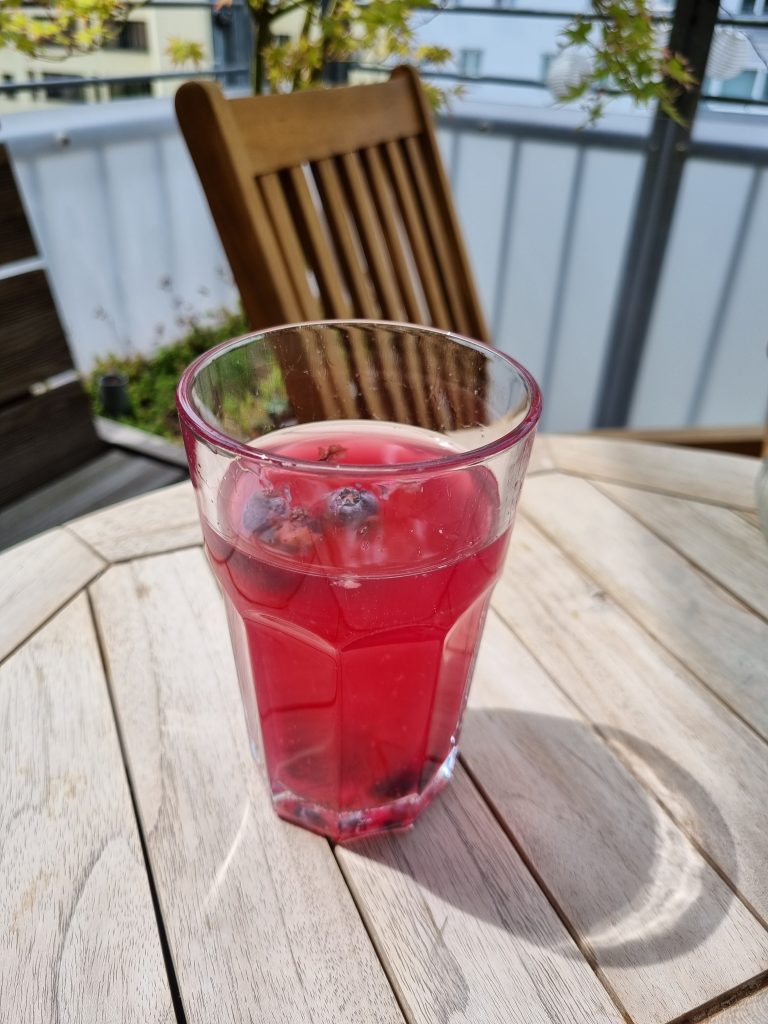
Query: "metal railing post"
594 0 721 427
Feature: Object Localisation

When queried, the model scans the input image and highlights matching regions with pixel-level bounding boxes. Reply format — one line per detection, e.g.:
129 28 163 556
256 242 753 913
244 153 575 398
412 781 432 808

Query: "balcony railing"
2 92 765 434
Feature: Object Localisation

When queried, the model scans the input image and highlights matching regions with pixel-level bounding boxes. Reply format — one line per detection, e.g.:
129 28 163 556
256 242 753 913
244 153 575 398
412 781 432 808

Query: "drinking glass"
177 320 541 841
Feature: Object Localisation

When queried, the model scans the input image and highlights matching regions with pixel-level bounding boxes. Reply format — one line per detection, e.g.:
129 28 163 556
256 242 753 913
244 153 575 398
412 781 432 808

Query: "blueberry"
327 487 379 524
271 508 320 553
371 769 417 800
242 490 288 534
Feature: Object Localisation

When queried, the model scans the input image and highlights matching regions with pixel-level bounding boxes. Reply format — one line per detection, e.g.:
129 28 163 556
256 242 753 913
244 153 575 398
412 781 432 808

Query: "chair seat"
0 448 186 551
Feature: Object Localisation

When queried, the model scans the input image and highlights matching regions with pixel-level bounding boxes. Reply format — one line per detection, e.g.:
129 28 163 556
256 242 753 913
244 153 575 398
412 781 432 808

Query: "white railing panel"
697 168 768 426
3 100 238 370
545 147 643 431
490 141 580 383
630 159 756 428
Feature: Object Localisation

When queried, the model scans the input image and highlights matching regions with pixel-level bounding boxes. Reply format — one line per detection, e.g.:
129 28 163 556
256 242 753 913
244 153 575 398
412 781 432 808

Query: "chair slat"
360 146 426 325
337 151 419 427
283 166 352 321
311 158 380 319
357 141 463 428
311 158 393 422
402 137 484 425
0 271 75 404
258 173 344 420
383 141 451 329
259 172 322 322
359 146 434 430
380 140 454 430
0 383 103 507
404 136 471 336
398 67 490 343
0 146 37 266
338 151 406 324
280 167 361 420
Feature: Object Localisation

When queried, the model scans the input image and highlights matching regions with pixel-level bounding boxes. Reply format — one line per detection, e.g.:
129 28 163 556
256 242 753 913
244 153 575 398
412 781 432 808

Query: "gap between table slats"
90 546 627 1024
520 474 768 746
0 593 175 1022
335 763 627 1024
489 514 768 939
90 548 405 1024
697 984 768 1024
0 527 105 665
460 606 768 1024
591 481 768 623
544 436 759 511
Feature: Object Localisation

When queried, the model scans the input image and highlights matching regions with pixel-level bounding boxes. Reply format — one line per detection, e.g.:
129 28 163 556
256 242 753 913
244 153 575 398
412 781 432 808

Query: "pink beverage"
202 421 511 840
178 321 541 841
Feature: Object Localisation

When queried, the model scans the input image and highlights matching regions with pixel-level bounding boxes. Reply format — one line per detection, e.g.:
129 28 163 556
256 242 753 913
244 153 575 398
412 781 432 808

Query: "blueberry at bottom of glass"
270 747 458 842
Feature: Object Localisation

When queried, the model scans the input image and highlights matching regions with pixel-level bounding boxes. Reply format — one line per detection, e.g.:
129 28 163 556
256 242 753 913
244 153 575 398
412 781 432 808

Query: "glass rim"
176 319 542 475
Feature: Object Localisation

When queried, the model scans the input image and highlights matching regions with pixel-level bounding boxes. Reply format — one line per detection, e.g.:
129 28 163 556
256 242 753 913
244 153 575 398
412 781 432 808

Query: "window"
110 79 153 100
720 69 757 99
105 21 148 51
2 73 14 100
43 73 85 103
740 0 756 12
459 48 483 78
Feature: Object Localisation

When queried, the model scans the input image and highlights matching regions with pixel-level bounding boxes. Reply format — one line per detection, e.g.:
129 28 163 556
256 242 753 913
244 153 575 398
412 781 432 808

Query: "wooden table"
2 435 766 1024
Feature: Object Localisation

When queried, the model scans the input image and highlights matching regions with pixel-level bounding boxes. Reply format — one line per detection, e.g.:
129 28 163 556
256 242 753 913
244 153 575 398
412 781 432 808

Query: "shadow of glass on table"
336 709 738 973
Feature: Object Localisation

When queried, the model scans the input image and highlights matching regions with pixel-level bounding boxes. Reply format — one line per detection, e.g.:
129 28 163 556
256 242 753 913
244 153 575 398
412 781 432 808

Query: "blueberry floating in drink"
242 489 288 535
327 486 380 525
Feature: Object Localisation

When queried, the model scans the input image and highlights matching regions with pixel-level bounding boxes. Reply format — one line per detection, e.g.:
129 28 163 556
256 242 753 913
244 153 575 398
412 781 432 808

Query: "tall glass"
177 321 541 841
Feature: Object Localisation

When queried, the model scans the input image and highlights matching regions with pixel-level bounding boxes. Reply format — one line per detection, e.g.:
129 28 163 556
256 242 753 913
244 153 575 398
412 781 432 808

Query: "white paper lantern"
653 21 671 58
547 48 594 100
706 27 751 81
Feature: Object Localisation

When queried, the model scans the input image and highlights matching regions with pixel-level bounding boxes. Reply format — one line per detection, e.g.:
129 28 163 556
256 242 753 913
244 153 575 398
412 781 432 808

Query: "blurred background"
0 0 765 442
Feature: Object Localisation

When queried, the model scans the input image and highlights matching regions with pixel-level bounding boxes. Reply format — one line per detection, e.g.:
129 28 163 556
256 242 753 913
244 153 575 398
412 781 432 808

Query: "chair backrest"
0 144 102 509
175 69 491 429
176 67 489 342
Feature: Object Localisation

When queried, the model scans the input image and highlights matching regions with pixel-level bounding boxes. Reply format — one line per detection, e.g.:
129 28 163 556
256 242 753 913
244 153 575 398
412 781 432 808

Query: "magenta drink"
178 322 541 840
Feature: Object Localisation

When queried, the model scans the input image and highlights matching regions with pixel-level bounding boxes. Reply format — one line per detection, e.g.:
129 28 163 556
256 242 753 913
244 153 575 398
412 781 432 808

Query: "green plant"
249 0 456 107
88 307 248 440
561 0 696 123
0 0 130 55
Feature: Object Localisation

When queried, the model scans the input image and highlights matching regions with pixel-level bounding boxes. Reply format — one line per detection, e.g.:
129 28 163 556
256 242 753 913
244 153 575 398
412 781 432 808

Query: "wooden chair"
175 67 489 429
0 145 186 550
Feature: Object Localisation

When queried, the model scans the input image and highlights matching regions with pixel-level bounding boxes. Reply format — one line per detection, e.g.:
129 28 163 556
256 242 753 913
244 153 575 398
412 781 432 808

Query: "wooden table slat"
0 594 174 1022
337 765 624 1024
595 481 768 621
464 609 768 1024
492 516 768 928
0 527 104 663
709 987 768 1022
739 510 762 529
526 433 556 475
546 435 759 510
90 549 404 1024
69 479 200 563
520 474 768 742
